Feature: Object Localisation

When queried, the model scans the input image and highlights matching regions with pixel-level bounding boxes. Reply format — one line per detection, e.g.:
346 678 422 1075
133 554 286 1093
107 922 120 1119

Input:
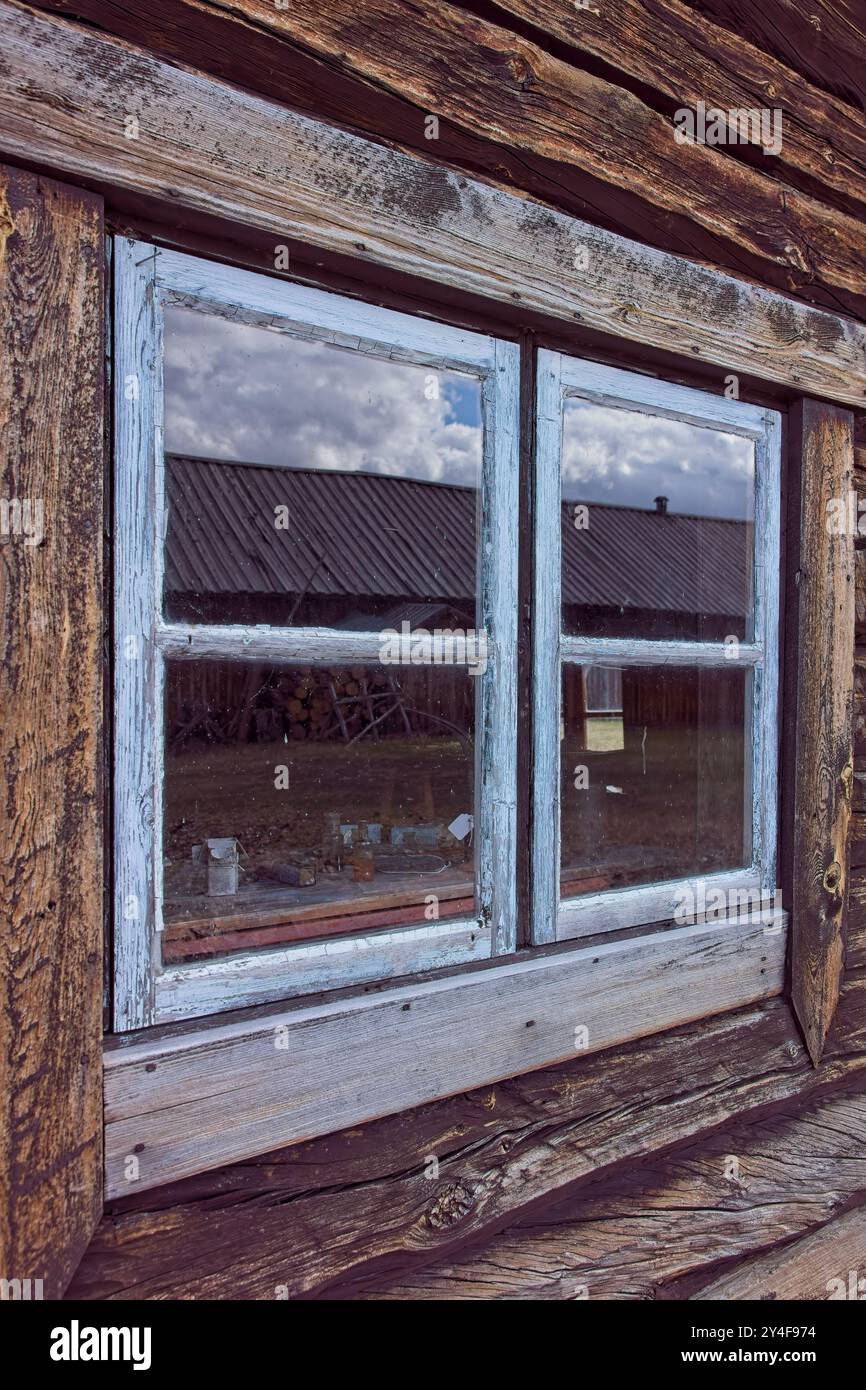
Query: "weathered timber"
102 918 785 1199
122 0 866 309
855 658 866 755
494 0 866 219
71 1023 866 1301
2 4 866 408
686 1 866 114
692 1205 866 1300
0 165 104 1297
352 1086 866 1300
69 964 866 1299
790 400 855 1063
33 0 866 311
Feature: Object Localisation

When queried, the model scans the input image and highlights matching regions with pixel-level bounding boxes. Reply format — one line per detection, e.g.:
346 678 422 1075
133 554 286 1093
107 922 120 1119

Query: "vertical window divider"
531 348 563 944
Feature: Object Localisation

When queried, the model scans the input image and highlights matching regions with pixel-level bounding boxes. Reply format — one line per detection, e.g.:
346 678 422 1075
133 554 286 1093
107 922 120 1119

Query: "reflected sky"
562 398 754 520
164 306 482 487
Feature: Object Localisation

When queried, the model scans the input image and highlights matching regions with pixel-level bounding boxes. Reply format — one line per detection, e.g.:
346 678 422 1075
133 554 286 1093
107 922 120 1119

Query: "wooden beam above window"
0 3 865 408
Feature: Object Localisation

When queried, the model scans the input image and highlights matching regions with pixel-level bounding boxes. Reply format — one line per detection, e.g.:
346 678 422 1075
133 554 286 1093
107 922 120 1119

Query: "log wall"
1 0 860 1297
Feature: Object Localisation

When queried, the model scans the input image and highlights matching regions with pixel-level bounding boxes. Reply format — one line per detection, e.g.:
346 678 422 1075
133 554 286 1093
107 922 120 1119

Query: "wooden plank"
102 915 786 1198
105 0 866 311
0 164 104 1297
2 4 866 407
530 349 561 945
790 400 855 1064
113 239 161 1031
69 974 866 1299
355 1087 866 1300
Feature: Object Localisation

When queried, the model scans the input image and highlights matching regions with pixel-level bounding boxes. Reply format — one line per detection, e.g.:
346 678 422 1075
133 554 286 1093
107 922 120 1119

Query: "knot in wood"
823 860 842 897
426 1181 475 1229
506 54 534 91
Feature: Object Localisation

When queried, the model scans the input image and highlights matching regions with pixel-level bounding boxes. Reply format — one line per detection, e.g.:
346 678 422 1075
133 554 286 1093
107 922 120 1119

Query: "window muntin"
533 353 781 944
113 241 518 1029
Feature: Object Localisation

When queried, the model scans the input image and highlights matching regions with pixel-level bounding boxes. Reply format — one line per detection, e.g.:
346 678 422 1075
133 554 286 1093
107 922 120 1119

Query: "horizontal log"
70 1002 866 1299
170 0 866 309
2 3 866 407
497 0 866 220
694 1204 866 1301
356 1087 866 1299
690 0 866 114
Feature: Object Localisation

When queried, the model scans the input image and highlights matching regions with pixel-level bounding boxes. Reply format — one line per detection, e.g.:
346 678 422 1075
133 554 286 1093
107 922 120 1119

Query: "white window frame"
532 352 782 944
113 239 519 1030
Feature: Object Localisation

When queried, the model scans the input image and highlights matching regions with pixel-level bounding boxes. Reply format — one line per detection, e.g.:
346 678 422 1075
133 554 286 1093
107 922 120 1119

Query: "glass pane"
162 660 476 963
561 398 755 640
162 305 482 627
560 664 750 897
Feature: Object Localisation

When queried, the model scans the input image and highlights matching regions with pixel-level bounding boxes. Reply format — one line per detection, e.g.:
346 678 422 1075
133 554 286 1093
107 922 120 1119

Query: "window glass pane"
162 305 482 627
560 664 750 896
162 659 477 964
561 398 755 640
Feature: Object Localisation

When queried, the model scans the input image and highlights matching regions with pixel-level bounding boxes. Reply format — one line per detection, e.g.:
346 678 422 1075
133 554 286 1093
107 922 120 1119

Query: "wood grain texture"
0 164 104 1297
693 1204 866 1300
86 0 866 311
2 4 866 408
102 917 786 1199
683 0 866 113
69 973 866 1298
497 0 866 219
354 1086 866 1300
790 400 855 1064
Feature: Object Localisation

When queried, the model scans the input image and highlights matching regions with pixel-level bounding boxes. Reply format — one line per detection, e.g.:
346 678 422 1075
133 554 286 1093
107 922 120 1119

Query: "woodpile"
167 665 413 750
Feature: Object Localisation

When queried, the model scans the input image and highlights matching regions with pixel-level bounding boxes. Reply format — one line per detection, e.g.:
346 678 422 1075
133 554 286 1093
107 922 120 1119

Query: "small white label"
448 813 474 841
605 785 624 795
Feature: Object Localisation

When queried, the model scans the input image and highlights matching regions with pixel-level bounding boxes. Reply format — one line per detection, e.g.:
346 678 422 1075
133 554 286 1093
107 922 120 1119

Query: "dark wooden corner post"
789 399 855 1066
0 165 104 1297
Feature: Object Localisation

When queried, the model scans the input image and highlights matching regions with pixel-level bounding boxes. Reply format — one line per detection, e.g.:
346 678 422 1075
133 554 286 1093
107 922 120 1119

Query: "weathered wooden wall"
0 0 860 1297
0 165 104 1297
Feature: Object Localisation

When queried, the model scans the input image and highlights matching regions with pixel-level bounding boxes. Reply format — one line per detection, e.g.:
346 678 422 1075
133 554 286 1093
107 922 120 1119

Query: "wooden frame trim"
0 163 105 1297
103 911 787 1198
790 399 855 1064
531 352 781 944
1 2 866 410
113 238 519 1030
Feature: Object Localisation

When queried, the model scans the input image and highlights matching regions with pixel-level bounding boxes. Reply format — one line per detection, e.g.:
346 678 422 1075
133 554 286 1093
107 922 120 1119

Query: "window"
113 242 782 1038
113 241 519 1028
532 353 781 942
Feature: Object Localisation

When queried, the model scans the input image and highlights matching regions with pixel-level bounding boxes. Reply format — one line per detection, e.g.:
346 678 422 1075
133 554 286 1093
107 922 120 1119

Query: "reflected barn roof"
165 455 750 616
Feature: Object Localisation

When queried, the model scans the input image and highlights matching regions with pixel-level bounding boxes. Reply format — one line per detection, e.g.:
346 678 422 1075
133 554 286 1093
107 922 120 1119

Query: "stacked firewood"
167 665 412 749
269 666 404 742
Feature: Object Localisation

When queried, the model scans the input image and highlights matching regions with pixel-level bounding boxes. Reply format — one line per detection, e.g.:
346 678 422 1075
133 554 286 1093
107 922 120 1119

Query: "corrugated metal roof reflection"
165 455 749 616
